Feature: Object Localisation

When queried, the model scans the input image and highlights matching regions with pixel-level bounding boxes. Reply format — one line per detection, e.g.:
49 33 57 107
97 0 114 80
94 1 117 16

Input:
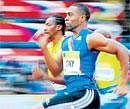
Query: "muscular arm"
38 35 63 77
87 32 129 95
42 47 63 77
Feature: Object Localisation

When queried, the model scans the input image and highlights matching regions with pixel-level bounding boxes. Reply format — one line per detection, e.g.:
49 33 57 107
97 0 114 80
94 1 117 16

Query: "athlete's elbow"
50 66 62 77
117 47 129 62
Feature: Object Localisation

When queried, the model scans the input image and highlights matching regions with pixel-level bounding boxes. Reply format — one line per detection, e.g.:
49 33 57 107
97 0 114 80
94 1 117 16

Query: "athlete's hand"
37 33 50 50
32 67 43 80
113 83 128 96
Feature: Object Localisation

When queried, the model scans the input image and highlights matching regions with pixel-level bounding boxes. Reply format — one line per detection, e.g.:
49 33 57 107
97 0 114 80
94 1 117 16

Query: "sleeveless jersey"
62 29 99 93
48 37 63 77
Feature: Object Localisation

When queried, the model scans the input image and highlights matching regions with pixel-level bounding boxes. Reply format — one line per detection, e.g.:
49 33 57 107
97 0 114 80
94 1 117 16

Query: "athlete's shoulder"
62 36 71 43
79 29 93 37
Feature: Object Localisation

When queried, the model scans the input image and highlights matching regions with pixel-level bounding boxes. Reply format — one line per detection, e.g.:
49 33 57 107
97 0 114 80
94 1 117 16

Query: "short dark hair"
49 15 66 35
72 3 90 21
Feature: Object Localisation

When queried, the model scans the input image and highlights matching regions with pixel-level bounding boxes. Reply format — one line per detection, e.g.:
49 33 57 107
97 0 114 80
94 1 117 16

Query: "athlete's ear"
80 15 86 23
56 25 62 31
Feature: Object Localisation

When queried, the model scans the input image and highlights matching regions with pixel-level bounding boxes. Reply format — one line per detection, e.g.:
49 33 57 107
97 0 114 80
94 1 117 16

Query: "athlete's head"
44 15 66 37
65 3 90 32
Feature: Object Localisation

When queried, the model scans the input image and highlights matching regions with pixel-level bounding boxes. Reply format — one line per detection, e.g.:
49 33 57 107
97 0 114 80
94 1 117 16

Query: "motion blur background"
0 0 130 94
0 0 130 108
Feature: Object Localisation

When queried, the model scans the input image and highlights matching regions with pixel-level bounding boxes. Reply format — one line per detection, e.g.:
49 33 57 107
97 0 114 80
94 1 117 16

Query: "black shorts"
43 89 100 109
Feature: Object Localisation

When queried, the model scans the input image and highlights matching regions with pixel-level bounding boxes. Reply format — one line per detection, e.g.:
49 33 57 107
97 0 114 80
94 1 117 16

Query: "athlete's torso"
62 29 99 93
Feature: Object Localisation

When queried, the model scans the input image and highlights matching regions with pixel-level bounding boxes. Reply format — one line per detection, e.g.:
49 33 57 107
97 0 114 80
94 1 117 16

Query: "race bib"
94 68 114 81
62 51 83 75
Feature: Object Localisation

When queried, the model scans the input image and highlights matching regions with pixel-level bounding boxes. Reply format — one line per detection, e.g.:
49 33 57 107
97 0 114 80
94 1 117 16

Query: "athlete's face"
65 6 83 32
44 17 57 37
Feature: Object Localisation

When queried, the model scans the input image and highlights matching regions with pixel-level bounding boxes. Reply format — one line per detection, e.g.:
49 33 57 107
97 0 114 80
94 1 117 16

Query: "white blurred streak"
11 23 44 30
0 49 14 55
0 29 23 36
88 23 123 36
3 6 38 12
25 1 66 13
0 56 44 62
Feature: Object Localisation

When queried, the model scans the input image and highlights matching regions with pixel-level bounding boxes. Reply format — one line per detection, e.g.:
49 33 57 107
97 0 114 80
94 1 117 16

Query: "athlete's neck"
52 32 63 45
73 23 87 36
